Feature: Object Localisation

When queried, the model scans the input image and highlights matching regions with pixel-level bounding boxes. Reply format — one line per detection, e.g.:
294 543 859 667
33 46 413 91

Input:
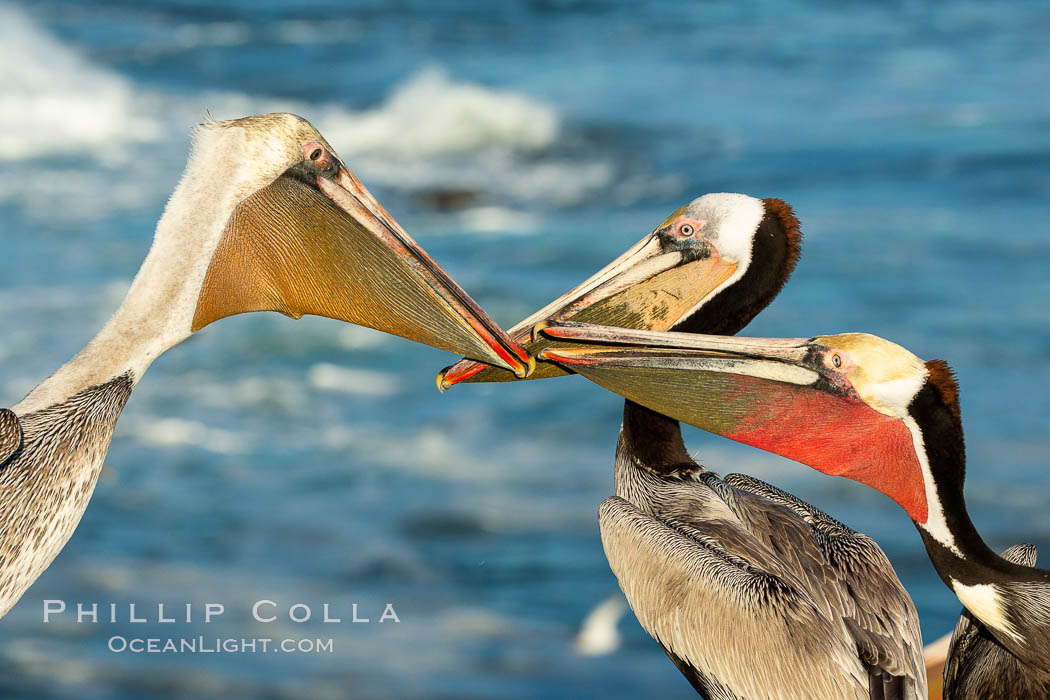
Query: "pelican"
0 112 530 617
442 193 925 697
538 324 1050 697
437 193 801 389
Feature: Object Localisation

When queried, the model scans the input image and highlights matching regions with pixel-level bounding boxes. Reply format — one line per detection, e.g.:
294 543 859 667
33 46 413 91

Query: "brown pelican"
443 194 926 698
438 193 799 389
0 112 529 617
537 324 1050 697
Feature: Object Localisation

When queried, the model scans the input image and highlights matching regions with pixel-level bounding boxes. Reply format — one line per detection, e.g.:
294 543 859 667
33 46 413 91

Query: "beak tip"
524 353 537 378
531 320 550 343
435 369 450 393
510 359 529 379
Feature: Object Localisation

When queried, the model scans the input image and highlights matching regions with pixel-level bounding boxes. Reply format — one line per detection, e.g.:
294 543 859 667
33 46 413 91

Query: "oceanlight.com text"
108 636 335 654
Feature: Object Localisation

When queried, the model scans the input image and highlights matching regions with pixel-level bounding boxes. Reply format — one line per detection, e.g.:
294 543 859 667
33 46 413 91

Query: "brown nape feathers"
925 359 961 421
761 197 803 278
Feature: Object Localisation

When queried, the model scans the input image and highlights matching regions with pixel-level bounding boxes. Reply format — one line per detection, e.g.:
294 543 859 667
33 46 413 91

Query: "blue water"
0 1 1048 697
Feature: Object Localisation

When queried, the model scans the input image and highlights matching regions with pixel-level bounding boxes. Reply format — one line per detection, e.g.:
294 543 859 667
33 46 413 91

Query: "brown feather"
761 197 803 282
925 360 961 421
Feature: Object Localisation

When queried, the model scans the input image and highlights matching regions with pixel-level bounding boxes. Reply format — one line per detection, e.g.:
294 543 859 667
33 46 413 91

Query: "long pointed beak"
320 166 531 376
536 321 930 523
193 161 530 377
538 324 821 410
437 226 740 390
536 321 826 431
538 321 812 363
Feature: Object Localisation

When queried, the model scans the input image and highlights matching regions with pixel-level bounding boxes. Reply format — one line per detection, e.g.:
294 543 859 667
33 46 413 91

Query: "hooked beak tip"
533 319 580 340
435 347 533 388
531 320 550 343
507 353 535 379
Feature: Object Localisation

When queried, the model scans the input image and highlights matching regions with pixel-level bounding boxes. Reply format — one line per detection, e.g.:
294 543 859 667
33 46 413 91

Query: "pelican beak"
538 322 817 440
436 209 740 389
192 153 530 377
536 321 930 522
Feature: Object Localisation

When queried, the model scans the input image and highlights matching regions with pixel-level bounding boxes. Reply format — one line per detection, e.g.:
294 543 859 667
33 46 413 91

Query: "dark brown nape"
674 198 802 337
925 359 962 421
761 198 803 277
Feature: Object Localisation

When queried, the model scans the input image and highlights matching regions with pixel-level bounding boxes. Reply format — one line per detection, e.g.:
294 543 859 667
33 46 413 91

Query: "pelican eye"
303 143 338 177
832 354 842 368
679 223 695 237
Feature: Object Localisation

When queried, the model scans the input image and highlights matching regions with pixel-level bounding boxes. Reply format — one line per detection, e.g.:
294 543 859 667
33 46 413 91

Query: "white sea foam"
317 67 558 158
126 415 247 454
307 363 402 397
0 4 161 161
0 6 615 219
191 374 310 414
272 18 364 46
336 325 390 351
458 205 539 235
171 21 253 50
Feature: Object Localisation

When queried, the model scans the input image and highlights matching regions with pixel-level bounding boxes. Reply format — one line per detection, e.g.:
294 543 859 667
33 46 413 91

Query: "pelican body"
0 113 528 617
539 325 1050 697
445 193 925 698
607 401 924 698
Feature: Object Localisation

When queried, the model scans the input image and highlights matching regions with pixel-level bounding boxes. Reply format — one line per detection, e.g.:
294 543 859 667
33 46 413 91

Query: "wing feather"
718 472 926 699
600 495 871 699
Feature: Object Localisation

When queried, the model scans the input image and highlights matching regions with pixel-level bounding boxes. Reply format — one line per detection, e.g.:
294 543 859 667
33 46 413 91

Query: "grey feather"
722 473 925 687
0 375 132 615
603 425 926 699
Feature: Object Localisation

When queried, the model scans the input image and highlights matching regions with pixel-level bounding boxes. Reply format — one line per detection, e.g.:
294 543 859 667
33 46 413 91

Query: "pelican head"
538 323 964 532
16 114 531 413
436 193 801 389
189 114 528 371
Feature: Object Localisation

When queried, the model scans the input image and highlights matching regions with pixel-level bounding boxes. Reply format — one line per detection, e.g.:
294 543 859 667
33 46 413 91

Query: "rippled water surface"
0 1 1048 697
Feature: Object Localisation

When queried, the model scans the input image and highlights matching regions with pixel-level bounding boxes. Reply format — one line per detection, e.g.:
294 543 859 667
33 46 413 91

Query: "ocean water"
0 1 1048 697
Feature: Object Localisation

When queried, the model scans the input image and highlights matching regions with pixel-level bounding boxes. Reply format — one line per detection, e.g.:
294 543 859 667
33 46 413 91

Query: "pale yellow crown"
814 332 928 418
